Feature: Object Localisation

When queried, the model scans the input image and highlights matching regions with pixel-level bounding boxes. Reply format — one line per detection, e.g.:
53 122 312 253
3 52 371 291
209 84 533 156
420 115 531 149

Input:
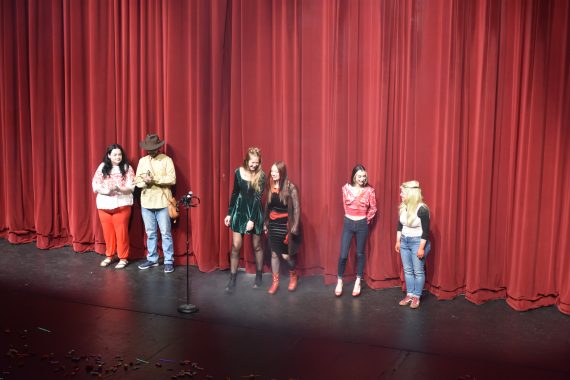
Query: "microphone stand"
178 193 200 314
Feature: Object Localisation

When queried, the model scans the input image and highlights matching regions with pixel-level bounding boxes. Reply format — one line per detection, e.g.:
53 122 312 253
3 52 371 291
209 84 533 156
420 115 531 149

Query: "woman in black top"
264 161 301 294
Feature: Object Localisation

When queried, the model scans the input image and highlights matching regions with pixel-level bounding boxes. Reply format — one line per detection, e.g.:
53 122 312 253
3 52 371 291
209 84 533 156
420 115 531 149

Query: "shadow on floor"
0 240 569 379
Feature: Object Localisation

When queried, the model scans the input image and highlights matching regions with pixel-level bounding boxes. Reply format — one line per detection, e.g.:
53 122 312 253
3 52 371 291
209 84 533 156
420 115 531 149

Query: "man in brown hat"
135 134 177 273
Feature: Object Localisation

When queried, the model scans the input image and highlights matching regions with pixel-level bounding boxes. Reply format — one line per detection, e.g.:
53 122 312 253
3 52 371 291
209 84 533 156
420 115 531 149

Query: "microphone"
179 190 199 207
178 191 194 208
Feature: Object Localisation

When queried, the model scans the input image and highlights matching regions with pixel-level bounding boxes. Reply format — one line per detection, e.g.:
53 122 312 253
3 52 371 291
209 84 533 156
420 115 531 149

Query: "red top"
342 184 378 224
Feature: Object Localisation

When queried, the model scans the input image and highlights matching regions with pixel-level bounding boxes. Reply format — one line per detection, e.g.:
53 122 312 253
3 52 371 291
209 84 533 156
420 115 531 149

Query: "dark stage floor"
0 240 569 380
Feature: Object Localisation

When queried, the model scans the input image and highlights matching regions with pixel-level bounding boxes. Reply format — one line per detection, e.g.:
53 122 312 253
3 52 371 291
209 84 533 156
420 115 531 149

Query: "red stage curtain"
1 0 568 314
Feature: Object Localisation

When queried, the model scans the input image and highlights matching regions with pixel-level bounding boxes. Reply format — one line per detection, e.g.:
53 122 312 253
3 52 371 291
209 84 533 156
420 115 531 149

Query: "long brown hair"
241 147 264 192
267 161 290 205
350 164 369 186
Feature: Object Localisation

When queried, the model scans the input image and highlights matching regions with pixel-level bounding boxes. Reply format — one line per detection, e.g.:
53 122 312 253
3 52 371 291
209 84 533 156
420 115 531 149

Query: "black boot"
253 270 263 288
225 273 237 294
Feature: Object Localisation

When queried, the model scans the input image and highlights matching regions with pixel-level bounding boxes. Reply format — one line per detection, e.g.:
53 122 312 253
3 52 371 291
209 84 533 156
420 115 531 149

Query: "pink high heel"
334 279 343 297
352 277 361 297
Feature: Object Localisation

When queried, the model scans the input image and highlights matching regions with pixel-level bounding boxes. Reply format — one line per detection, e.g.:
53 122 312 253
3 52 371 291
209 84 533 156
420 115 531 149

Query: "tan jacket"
135 154 176 209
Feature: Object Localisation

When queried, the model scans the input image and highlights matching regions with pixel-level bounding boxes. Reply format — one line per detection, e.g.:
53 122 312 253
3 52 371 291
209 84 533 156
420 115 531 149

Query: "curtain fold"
1 0 568 314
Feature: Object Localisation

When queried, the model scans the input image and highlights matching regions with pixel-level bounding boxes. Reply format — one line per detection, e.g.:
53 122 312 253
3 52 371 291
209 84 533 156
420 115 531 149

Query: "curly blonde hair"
399 180 428 225
242 147 264 192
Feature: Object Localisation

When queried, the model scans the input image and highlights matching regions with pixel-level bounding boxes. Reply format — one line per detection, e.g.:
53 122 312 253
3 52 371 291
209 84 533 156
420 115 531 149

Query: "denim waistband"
344 216 367 224
401 235 422 240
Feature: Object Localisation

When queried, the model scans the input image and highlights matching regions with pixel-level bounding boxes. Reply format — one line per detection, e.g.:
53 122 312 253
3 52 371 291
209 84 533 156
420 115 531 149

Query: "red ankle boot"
288 270 298 291
268 273 279 295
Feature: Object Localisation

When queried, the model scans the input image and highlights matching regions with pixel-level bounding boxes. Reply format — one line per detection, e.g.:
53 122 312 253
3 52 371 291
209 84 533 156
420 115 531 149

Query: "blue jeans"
141 207 174 264
400 236 431 297
338 217 369 278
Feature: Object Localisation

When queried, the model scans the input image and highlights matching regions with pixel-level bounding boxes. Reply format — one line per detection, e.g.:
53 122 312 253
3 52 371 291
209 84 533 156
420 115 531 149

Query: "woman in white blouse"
92 144 135 269
394 180 431 309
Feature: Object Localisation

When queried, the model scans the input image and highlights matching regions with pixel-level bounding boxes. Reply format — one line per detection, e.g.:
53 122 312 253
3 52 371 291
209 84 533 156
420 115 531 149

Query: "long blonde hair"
399 180 428 225
242 147 264 192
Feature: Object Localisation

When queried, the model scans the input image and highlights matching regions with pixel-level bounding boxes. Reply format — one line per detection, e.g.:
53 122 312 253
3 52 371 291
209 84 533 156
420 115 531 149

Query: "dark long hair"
350 164 369 186
101 144 130 178
267 161 290 205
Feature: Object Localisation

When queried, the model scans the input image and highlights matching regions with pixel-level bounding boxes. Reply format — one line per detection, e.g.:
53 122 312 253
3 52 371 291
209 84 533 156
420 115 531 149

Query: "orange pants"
97 206 131 259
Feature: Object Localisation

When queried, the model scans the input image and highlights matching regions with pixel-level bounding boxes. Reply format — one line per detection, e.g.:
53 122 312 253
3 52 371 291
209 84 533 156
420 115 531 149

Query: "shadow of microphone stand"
177 191 200 314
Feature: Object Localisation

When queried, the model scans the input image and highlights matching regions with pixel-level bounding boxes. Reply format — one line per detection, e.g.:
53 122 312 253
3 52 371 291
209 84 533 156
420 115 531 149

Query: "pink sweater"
342 184 378 223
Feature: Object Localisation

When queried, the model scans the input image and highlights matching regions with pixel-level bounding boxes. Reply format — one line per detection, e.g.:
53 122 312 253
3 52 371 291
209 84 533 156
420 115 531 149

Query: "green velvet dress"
228 168 265 234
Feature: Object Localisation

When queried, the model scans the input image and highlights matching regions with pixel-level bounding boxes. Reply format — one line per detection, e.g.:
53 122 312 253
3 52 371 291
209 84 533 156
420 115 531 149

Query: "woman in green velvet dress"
223 147 266 293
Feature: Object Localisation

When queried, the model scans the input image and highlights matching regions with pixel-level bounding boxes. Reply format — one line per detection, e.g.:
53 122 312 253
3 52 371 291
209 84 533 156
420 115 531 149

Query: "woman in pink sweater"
335 164 377 297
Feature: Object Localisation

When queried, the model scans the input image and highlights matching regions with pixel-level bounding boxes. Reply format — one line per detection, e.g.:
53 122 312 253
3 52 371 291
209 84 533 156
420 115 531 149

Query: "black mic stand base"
177 193 201 315
178 304 199 314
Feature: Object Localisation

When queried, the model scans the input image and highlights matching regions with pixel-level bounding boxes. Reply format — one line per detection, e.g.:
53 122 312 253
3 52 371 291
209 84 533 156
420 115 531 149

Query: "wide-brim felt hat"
139 134 165 150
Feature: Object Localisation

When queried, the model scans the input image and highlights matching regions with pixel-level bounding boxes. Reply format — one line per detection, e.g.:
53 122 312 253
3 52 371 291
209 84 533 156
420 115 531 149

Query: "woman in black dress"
223 147 266 293
264 161 300 294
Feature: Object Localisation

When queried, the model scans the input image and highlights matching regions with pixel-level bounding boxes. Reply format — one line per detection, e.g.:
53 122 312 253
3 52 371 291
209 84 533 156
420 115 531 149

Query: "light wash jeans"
141 207 174 264
400 236 431 298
